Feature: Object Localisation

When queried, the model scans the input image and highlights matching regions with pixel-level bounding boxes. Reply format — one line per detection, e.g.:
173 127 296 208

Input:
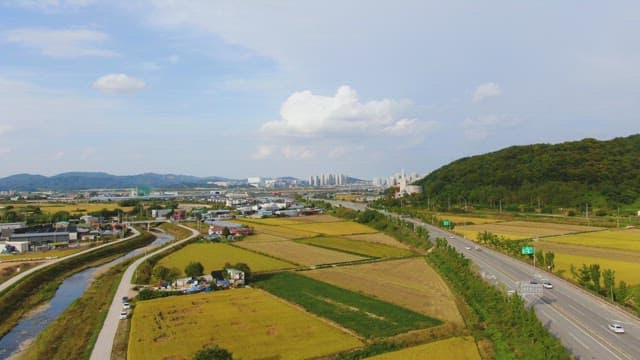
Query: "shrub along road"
90 223 199 360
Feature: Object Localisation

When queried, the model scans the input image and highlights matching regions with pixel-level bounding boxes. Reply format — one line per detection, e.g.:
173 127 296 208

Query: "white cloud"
462 114 520 140
472 82 502 103
261 85 429 137
4 28 117 58
251 145 274 159
280 145 313 160
93 74 146 94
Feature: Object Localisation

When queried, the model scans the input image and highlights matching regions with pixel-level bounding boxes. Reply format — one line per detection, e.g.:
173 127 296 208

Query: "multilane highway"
330 201 640 360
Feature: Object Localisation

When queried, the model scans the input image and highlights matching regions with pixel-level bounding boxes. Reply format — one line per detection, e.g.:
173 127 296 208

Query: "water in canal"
0 232 173 359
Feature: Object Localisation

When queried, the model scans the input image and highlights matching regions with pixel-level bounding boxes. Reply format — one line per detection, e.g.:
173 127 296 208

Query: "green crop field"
256 272 442 338
128 289 363 360
298 236 414 258
553 252 640 285
155 243 295 276
284 221 378 236
545 229 640 252
365 336 481 360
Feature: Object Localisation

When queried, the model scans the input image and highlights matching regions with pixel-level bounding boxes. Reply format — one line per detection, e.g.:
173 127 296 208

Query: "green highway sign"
521 246 534 255
443 220 450 227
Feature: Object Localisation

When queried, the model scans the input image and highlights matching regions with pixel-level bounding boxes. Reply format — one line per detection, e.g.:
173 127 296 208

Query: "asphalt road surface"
90 223 199 360
329 201 640 360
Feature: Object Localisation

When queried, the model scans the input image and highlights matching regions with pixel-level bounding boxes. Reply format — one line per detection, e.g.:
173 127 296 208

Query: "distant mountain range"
0 172 234 191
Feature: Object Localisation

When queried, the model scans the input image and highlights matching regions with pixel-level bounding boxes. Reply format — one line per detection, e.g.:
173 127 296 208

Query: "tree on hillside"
185 261 204 278
192 346 233 360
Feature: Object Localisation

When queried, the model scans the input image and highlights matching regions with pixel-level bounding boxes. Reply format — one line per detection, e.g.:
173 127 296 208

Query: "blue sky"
1 1 639 180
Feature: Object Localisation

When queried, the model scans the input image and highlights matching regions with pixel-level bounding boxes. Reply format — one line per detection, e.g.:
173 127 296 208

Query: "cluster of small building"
0 217 126 254
158 268 246 294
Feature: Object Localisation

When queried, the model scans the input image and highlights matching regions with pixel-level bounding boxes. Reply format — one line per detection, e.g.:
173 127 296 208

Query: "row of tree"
569 263 636 309
429 238 570 359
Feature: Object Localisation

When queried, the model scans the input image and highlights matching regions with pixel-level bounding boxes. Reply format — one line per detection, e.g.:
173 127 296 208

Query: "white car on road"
542 280 553 289
608 323 625 333
119 311 128 320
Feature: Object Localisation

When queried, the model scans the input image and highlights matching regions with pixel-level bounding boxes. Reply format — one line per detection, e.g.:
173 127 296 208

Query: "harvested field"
344 233 411 249
304 258 463 325
289 214 344 223
544 229 640 252
155 243 295 275
457 221 603 241
298 236 414 258
366 336 481 360
285 221 378 236
257 272 442 338
236 240 365 266
552 253 640 285
128 289 363 360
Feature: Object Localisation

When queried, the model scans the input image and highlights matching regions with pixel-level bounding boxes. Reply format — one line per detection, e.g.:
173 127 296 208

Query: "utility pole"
499 199 502 214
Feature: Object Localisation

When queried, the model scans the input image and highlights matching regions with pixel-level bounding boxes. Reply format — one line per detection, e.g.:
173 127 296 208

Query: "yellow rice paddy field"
289 214 344 223
232 220 320 239
285 221 378 236
0 202 134 214
456 221 603 241
552 252 640 285
365 336 481 360
298 236 414 258
128 289 363 360
544 229 640 252
344 233 411 249
437 214 502 225
155 243 295 275
304 258 464 325
241 233 289 243
235 240 366 266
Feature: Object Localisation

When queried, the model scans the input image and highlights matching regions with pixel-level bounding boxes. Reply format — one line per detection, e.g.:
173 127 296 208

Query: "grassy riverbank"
15 259 133 360
0 232 154 338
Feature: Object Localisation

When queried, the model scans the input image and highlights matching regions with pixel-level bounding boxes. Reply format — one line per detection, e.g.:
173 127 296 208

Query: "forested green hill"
416 134 640 209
